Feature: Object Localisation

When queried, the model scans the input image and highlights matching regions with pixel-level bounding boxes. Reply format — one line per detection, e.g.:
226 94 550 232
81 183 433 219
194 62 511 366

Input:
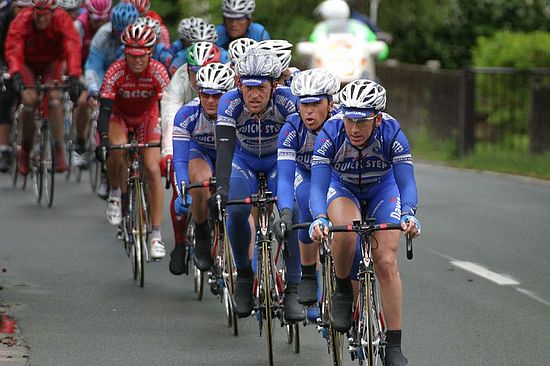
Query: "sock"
386 329 403 349
195 221 210 241
151 226 161 241
110 187 122 200
301 264 317 279
0 145 9 152
335 275 352 294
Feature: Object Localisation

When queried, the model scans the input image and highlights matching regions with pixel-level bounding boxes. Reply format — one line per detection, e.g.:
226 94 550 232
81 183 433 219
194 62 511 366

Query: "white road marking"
450 260 520 286
516 288 550 307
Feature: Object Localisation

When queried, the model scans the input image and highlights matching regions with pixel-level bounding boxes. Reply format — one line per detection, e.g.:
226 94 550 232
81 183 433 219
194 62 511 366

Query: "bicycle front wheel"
361 272 385 366
133 180 146 287
222 224 238 336
88 120 99 192
325 256 345 366
43 123 55 208
261 241 274 366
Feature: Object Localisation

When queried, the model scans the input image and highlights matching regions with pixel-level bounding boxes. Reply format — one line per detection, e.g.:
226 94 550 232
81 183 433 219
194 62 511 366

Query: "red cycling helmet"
32 0 59 9
124 0 149 14
121 23 157 56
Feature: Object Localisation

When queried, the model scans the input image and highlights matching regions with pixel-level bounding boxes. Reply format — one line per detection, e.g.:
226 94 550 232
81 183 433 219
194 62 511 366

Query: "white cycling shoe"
106 197 122 226
149 237 166 260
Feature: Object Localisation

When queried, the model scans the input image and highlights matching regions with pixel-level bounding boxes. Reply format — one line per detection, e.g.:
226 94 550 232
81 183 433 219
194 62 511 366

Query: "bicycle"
108 130 160 287
87 106 101 192
296 209 414 366
25 79 71 207
224 172 300 365
181 178 239 336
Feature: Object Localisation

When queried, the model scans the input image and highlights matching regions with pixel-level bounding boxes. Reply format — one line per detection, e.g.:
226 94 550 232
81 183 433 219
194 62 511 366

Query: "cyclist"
122 0 169 47
172 62 235 272
215 0 269 50
5 0 83 175
71 0 112 169
96 23 170 259
308 79 420 366
208 48 304 321
272 68 340 308
84 1 138 198
160 41 222 275
0 0 32 173
58 0 82 19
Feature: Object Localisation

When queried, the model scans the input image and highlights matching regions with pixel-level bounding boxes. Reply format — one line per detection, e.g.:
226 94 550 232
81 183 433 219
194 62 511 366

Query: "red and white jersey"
100 58 169 117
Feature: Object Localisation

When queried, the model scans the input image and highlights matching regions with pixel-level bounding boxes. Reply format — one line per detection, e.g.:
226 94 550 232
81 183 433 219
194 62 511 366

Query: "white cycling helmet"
59 0 81 10
339 79 386 116
315 0 350 20
222 0 255 18
228 37 257 63
254 40 293 70
236 48 282 85
135 16 161 38
187 21 218 43
196 62 236 93
291 68 340 103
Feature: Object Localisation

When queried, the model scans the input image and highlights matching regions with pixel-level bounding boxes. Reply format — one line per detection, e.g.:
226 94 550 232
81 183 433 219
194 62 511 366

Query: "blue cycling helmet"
110 2 139 35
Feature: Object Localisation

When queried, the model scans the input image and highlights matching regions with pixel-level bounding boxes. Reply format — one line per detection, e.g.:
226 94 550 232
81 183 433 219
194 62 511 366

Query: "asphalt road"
0 163 549 365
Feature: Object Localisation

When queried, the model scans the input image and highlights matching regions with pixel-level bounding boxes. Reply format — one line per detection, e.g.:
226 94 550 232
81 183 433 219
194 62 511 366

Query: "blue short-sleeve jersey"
216 86 298 159
215 22 270 50
173 98 217 191
310 112 418 218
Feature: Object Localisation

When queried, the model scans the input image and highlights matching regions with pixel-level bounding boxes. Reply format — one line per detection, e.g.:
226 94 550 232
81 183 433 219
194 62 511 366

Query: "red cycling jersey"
100 58 169 117
5 7 82 77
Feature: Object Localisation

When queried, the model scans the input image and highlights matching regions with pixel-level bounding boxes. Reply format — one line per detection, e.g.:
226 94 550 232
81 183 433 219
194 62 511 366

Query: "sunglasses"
344 113 379 124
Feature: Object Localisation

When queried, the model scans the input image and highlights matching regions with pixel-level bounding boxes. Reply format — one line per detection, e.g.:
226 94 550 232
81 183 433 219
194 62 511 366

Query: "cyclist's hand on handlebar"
11 72 24 94
309 216 331 242
160 154 172 177
175 193 192 215
207 186 228 220
95 136 110 163
400 214 421 238
87 91 98 107
68 76 83 103
273 208 293 242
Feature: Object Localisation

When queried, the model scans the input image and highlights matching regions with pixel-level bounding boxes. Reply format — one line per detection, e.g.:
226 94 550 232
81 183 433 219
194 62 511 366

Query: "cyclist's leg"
295 170 319 305
365 179 407 365
105 113 127 225
44 60 67 171
72 90 91 167
168 167 190 275
188 150 214 270
18 65 39 175
269 167 304 321
0 83 16 172
226 156 256 316
326 182 362 332
141 113 164 259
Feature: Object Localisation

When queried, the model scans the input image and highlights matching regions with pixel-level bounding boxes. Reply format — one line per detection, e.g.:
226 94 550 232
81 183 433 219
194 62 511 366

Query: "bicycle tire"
326 255 345 366
362 272 385 366
44 123 55 208
223 228 238 336
133 180 145 287
138 180 147 287
88 120 99 192
285 323 300 353
32 125 44 203
10 117 20 188
262 240 274 366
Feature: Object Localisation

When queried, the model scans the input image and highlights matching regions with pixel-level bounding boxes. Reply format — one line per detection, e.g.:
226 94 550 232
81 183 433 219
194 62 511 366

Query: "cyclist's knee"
373 252 399 280
21 89 38 107
144 159 161 178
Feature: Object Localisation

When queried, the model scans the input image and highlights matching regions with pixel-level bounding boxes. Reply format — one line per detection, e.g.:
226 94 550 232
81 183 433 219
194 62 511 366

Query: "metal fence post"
458 68 475 156
529 81 550 154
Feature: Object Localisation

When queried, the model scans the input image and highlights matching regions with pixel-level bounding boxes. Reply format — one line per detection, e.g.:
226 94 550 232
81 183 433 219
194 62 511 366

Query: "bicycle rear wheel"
261 241 274 366
43 123 55 208
88 120 99 192
10 115 20 188
31 125 44 203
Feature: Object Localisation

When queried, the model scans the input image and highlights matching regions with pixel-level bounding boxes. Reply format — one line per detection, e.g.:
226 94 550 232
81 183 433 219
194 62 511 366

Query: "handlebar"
291 221 413 260
109 142 161 150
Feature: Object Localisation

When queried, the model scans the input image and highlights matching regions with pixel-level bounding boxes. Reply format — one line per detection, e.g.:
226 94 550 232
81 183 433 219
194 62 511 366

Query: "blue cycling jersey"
172 98 217 191
217 86 299 159
215 22 270 50
309 112 418 219
84 22 120 95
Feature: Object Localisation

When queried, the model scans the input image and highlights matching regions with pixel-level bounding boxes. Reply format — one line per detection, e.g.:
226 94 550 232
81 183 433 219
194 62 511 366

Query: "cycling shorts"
20 60 66 87
110 107 161 144
326 175 402 225
189 140 215 173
